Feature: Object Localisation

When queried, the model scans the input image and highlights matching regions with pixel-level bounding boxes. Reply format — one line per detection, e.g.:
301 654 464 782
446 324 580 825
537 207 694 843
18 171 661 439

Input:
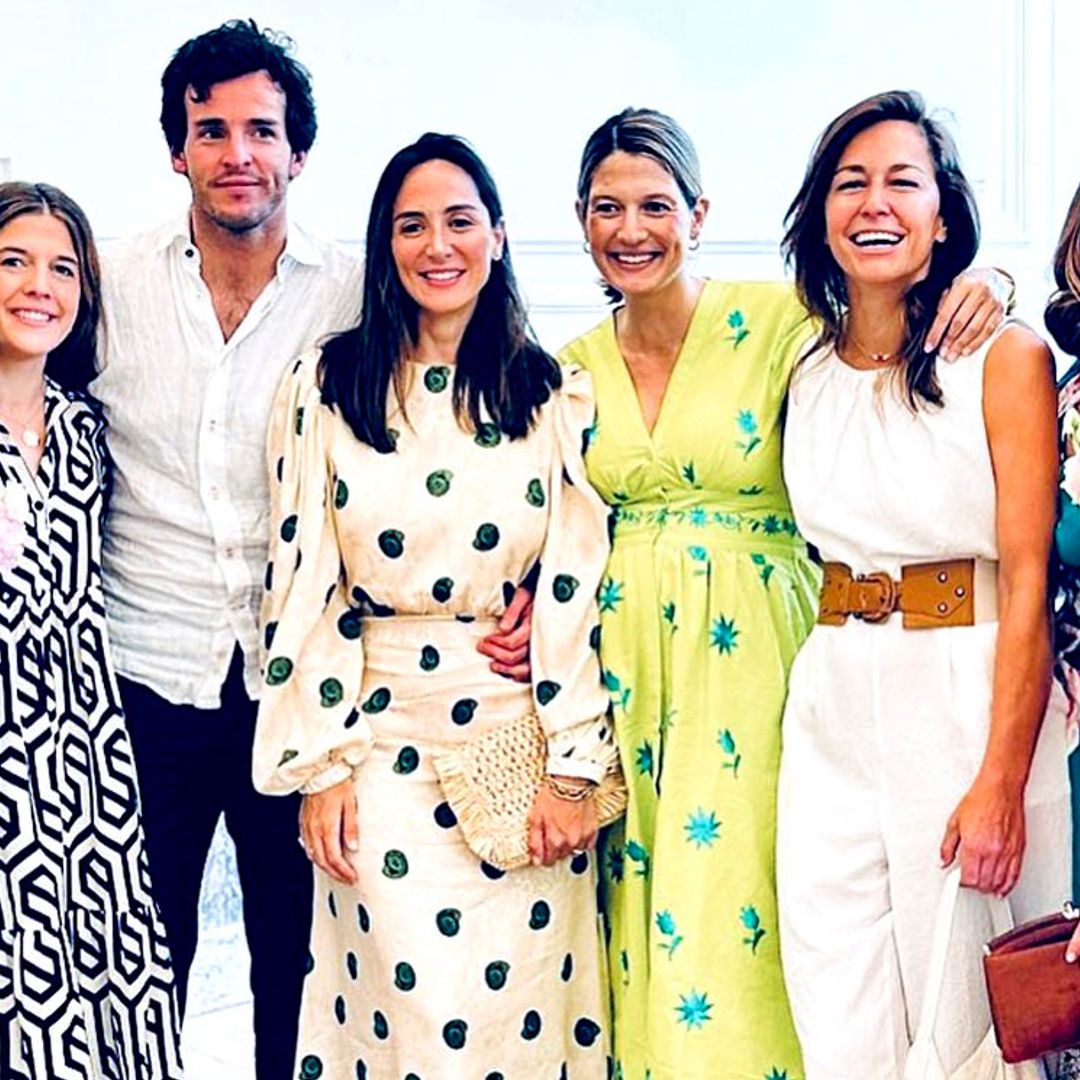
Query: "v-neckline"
605 282 713 447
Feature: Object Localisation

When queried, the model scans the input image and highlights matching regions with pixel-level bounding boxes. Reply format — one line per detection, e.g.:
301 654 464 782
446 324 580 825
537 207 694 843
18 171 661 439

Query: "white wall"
3 0 1073 352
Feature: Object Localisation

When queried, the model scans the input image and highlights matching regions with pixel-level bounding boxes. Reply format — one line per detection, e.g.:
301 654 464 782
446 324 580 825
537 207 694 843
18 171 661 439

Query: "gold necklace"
845 331 898 366
0 392 45 449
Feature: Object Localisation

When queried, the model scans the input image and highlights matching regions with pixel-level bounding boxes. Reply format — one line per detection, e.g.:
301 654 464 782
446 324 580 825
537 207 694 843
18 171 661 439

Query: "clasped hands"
300 774 597 884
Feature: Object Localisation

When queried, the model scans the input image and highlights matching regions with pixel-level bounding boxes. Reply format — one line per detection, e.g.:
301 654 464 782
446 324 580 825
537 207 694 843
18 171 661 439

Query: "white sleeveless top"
783 334 999 577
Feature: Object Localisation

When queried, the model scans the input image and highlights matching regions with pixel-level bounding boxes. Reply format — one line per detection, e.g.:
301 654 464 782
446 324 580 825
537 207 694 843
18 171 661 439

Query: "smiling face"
171 69 306 237
580 150 706 299
825 119 945 293
390 159 505 329
0 211 80 370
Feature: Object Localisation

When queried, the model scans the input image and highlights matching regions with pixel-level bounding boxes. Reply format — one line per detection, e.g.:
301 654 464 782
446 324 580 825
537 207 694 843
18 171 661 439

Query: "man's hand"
477 584 533 682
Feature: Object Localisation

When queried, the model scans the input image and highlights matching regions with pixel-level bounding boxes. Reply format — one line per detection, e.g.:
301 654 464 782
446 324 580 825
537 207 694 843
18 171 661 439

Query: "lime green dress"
559 281 820 1080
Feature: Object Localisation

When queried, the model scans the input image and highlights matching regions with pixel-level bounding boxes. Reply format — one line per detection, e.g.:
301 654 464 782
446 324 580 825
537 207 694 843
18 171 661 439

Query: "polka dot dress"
255 354 615 1078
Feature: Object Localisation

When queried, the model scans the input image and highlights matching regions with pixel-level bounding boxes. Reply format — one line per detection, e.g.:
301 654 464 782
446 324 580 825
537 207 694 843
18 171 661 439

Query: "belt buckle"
852 571 896 623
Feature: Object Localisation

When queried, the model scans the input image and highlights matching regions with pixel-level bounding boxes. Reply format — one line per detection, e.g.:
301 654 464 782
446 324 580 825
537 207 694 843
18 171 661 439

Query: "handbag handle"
908 867 1015 1070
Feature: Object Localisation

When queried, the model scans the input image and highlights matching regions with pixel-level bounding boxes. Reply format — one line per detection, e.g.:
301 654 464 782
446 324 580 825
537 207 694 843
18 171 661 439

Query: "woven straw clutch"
432 710 627 871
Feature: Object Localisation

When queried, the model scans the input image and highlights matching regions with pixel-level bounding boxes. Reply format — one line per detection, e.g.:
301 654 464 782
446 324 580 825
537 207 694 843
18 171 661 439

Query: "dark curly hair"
782 90 980 409
160 19 316 157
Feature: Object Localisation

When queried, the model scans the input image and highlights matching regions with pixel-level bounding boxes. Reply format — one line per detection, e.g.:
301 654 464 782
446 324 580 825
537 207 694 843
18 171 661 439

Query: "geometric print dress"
0 383 182 1079
254 354 617 1079
559 281 821 1080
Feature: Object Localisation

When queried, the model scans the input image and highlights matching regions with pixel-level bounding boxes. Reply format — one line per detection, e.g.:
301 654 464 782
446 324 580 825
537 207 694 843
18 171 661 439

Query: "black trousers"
119 652 312 1080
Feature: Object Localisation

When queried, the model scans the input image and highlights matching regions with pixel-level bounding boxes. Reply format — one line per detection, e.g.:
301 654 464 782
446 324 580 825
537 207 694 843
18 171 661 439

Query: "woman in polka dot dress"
253 133 618 1079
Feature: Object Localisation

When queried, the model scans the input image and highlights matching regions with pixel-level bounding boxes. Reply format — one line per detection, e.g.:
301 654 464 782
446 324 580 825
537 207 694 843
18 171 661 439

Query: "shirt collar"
154 213 325 269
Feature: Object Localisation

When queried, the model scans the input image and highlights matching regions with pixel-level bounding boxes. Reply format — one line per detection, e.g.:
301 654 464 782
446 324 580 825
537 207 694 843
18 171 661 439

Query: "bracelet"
545 775 595 802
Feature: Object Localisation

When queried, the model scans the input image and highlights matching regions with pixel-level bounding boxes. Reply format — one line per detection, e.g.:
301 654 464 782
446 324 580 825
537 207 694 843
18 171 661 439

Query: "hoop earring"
582 240 592 254
689 237 701 252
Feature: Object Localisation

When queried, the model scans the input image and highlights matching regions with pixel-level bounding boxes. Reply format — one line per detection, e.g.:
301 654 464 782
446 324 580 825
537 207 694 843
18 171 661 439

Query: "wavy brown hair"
1046 183 1080 360
782 90 980 408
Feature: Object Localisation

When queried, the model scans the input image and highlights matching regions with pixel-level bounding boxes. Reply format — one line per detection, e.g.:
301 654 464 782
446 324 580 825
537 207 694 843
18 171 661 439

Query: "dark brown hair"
1046 183 1080 359
319 133 560 452
160 19 316 157
782 90 980 408
0 181 102 393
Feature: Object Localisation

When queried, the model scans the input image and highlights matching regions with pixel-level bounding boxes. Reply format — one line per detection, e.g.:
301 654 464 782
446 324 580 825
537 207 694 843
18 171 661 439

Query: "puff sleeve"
253 352 375 795
530 364 620 783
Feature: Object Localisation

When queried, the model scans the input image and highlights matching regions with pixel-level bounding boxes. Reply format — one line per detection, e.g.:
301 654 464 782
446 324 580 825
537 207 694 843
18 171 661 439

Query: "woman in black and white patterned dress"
0 182 181 1079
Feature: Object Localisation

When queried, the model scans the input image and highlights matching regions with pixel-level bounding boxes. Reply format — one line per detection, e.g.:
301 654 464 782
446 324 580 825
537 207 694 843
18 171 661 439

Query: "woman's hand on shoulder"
939 770 1026 895
928 267 1012 361
527 780 598 866
299 777 359 885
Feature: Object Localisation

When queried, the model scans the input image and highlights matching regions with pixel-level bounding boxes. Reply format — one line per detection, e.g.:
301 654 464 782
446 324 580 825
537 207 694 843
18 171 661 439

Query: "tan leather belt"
818 558 998 628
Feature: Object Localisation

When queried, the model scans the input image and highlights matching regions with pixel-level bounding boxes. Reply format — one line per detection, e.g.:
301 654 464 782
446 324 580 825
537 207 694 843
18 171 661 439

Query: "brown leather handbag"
983 905 1080 1063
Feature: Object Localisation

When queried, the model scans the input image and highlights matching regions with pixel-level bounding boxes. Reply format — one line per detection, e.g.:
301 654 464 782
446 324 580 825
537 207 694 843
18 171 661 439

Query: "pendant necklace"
845 331 897 366
0 392 45 449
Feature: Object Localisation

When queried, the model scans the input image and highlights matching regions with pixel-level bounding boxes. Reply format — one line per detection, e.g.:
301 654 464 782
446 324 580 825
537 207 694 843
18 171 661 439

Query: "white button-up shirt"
96 216 362 707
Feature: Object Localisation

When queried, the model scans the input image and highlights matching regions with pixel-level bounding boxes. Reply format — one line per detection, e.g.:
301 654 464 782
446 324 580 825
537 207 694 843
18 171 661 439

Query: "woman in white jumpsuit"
777 91 1072 1078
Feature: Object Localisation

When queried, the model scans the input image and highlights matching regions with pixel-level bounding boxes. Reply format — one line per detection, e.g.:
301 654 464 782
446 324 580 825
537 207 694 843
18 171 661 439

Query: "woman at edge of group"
557 107 1008 1080
776 90 1071 1077
252 133 618 1077
1047 182 1080 960
0 182 182 1078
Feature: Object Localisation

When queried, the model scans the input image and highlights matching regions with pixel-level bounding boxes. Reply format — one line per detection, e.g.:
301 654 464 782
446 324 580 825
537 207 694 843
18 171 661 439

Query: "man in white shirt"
94 21 361 1079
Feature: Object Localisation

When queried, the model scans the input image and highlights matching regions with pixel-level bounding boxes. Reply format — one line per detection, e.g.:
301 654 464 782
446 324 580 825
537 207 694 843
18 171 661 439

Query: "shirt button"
208 419 218 432
185 248 195 258
223 546 237 560
209 486 220 500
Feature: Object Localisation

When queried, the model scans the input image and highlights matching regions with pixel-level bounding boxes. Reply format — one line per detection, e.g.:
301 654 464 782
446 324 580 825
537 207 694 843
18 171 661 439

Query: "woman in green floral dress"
558 107 1008 1080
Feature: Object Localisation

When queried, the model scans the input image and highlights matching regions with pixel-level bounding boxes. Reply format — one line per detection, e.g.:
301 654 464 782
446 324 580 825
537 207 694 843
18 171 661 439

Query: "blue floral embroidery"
740 905 766 953
602 669 632 713
718 728 742 777
681 461 702 488
597 576 624 613
606 844 625 883
625 839 651 878
736 409 762 457
656 910 684 958
751 552 774 587
675 989 713 1030
684 808 721 848
726 309 751 348
710 615 740 655
662 601 678 633
765 1071 790 1080
635 740 654 777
